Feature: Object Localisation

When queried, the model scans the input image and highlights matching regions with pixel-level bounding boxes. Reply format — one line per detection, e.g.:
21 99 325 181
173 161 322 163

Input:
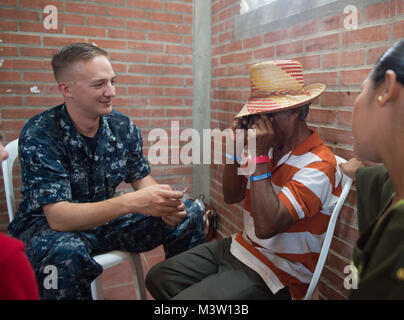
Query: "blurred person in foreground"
340 40 404 299
0 142 39 299
146 60 342 300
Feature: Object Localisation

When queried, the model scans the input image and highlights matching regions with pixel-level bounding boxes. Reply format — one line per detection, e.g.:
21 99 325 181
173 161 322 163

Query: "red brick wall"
0 0 194 231
210 0 404 299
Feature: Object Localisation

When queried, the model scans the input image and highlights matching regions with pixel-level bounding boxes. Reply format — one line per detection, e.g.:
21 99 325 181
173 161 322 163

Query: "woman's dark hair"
370 39 404 88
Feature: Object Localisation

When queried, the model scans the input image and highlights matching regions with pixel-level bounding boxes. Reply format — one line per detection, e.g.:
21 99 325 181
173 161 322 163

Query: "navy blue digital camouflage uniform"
8 103 205 300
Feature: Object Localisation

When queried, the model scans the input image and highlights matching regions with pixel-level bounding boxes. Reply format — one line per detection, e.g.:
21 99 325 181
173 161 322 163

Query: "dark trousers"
146 237 291 300
20 200 205 300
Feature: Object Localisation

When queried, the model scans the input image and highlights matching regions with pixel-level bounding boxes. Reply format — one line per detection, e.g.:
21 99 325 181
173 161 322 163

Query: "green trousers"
146 237 291 300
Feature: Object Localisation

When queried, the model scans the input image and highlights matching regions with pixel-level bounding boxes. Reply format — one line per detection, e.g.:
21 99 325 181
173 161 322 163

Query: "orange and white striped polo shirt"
230 130 342 300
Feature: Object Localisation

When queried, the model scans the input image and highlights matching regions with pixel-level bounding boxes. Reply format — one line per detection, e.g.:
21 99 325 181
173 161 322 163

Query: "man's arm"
43 183 184 232
223 119 248 204
248 115 294 239
249 163 293 239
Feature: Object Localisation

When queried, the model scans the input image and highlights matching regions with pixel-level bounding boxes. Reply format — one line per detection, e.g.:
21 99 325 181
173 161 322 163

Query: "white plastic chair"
1 139 147 300
303 155 353 300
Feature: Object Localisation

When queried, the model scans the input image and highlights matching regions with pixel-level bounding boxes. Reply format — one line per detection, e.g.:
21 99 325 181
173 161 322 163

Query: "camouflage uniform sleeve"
19 134 72 208
124 122 151 183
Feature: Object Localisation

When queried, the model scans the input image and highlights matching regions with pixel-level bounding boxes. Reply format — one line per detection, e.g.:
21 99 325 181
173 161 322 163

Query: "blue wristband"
249 172 272 181
225 153 241 163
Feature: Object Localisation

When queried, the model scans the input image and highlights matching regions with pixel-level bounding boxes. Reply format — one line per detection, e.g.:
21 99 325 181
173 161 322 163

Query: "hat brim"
235 83 326 119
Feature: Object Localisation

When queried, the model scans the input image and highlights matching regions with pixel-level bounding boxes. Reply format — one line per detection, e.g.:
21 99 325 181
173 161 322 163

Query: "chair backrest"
1 139 19 222
303 155 353 300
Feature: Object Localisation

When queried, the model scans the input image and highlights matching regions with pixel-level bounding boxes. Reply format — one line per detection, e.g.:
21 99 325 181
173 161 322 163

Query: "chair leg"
91 276 104 300
129 252 147 300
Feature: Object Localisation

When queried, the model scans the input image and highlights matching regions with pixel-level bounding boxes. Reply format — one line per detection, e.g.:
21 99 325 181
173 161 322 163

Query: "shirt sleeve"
19 133 72 208
124 122 151 183
278 161 336 222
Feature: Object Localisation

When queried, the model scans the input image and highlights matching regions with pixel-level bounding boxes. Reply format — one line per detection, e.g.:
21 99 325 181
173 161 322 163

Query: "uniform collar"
59 103 116 158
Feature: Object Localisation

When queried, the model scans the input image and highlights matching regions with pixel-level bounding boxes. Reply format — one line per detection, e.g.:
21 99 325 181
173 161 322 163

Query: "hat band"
250 88 310 98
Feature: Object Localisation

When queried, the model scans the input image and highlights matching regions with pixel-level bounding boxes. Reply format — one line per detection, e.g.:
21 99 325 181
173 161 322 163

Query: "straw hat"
235 60 326 118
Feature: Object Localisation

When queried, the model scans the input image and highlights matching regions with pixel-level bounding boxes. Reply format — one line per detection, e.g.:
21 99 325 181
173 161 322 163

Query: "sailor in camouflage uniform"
8 43 205 300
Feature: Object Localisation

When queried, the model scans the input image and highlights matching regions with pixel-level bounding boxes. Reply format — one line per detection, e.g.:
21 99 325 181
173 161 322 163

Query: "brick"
0 120 25 131
0 96 23 105
128 41 163 52
342 25 390 45
305 34 339 52
367 46 390 64
1 33 41 45
108 29 146 40
2 59 42 70
116 75 147 84
0 8 38 21
295 55 320 70
0 20 17 31
109 52 146 63
365 0 396 20
165 24 192 34
320 15 341 31
243 36 263 49
19 0 62 10
319 127 354 145
108 7 146 19
2 108 44 119
276 40 303 56
148 33 183 43
321 91 358 107
25 96 63 106
65 26 106 37
288 20 318 38
57 13 85 25
66 3 107 15
323 51 364 68
43 36 85 47
149 76 184 86
149 54 183 65
337 110 352 126
129 108 165 118
263 30 287 44
128 64 162 74
303 72 337 86
86 16 125 28
164 2 193 14
165 66 192 75
127 20 163 32
0 71 20 81
127 0 163 10
23 72 56 82
165 88 193 96
0 46 18 56
149 12 182 23
393 20 404 39
307 108 336 124
150 97 183 106
165 45 192 55
340 69 372 85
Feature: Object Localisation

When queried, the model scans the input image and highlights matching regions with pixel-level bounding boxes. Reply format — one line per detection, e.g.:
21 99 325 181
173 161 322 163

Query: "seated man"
146 60 342 300
8 43 205 300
